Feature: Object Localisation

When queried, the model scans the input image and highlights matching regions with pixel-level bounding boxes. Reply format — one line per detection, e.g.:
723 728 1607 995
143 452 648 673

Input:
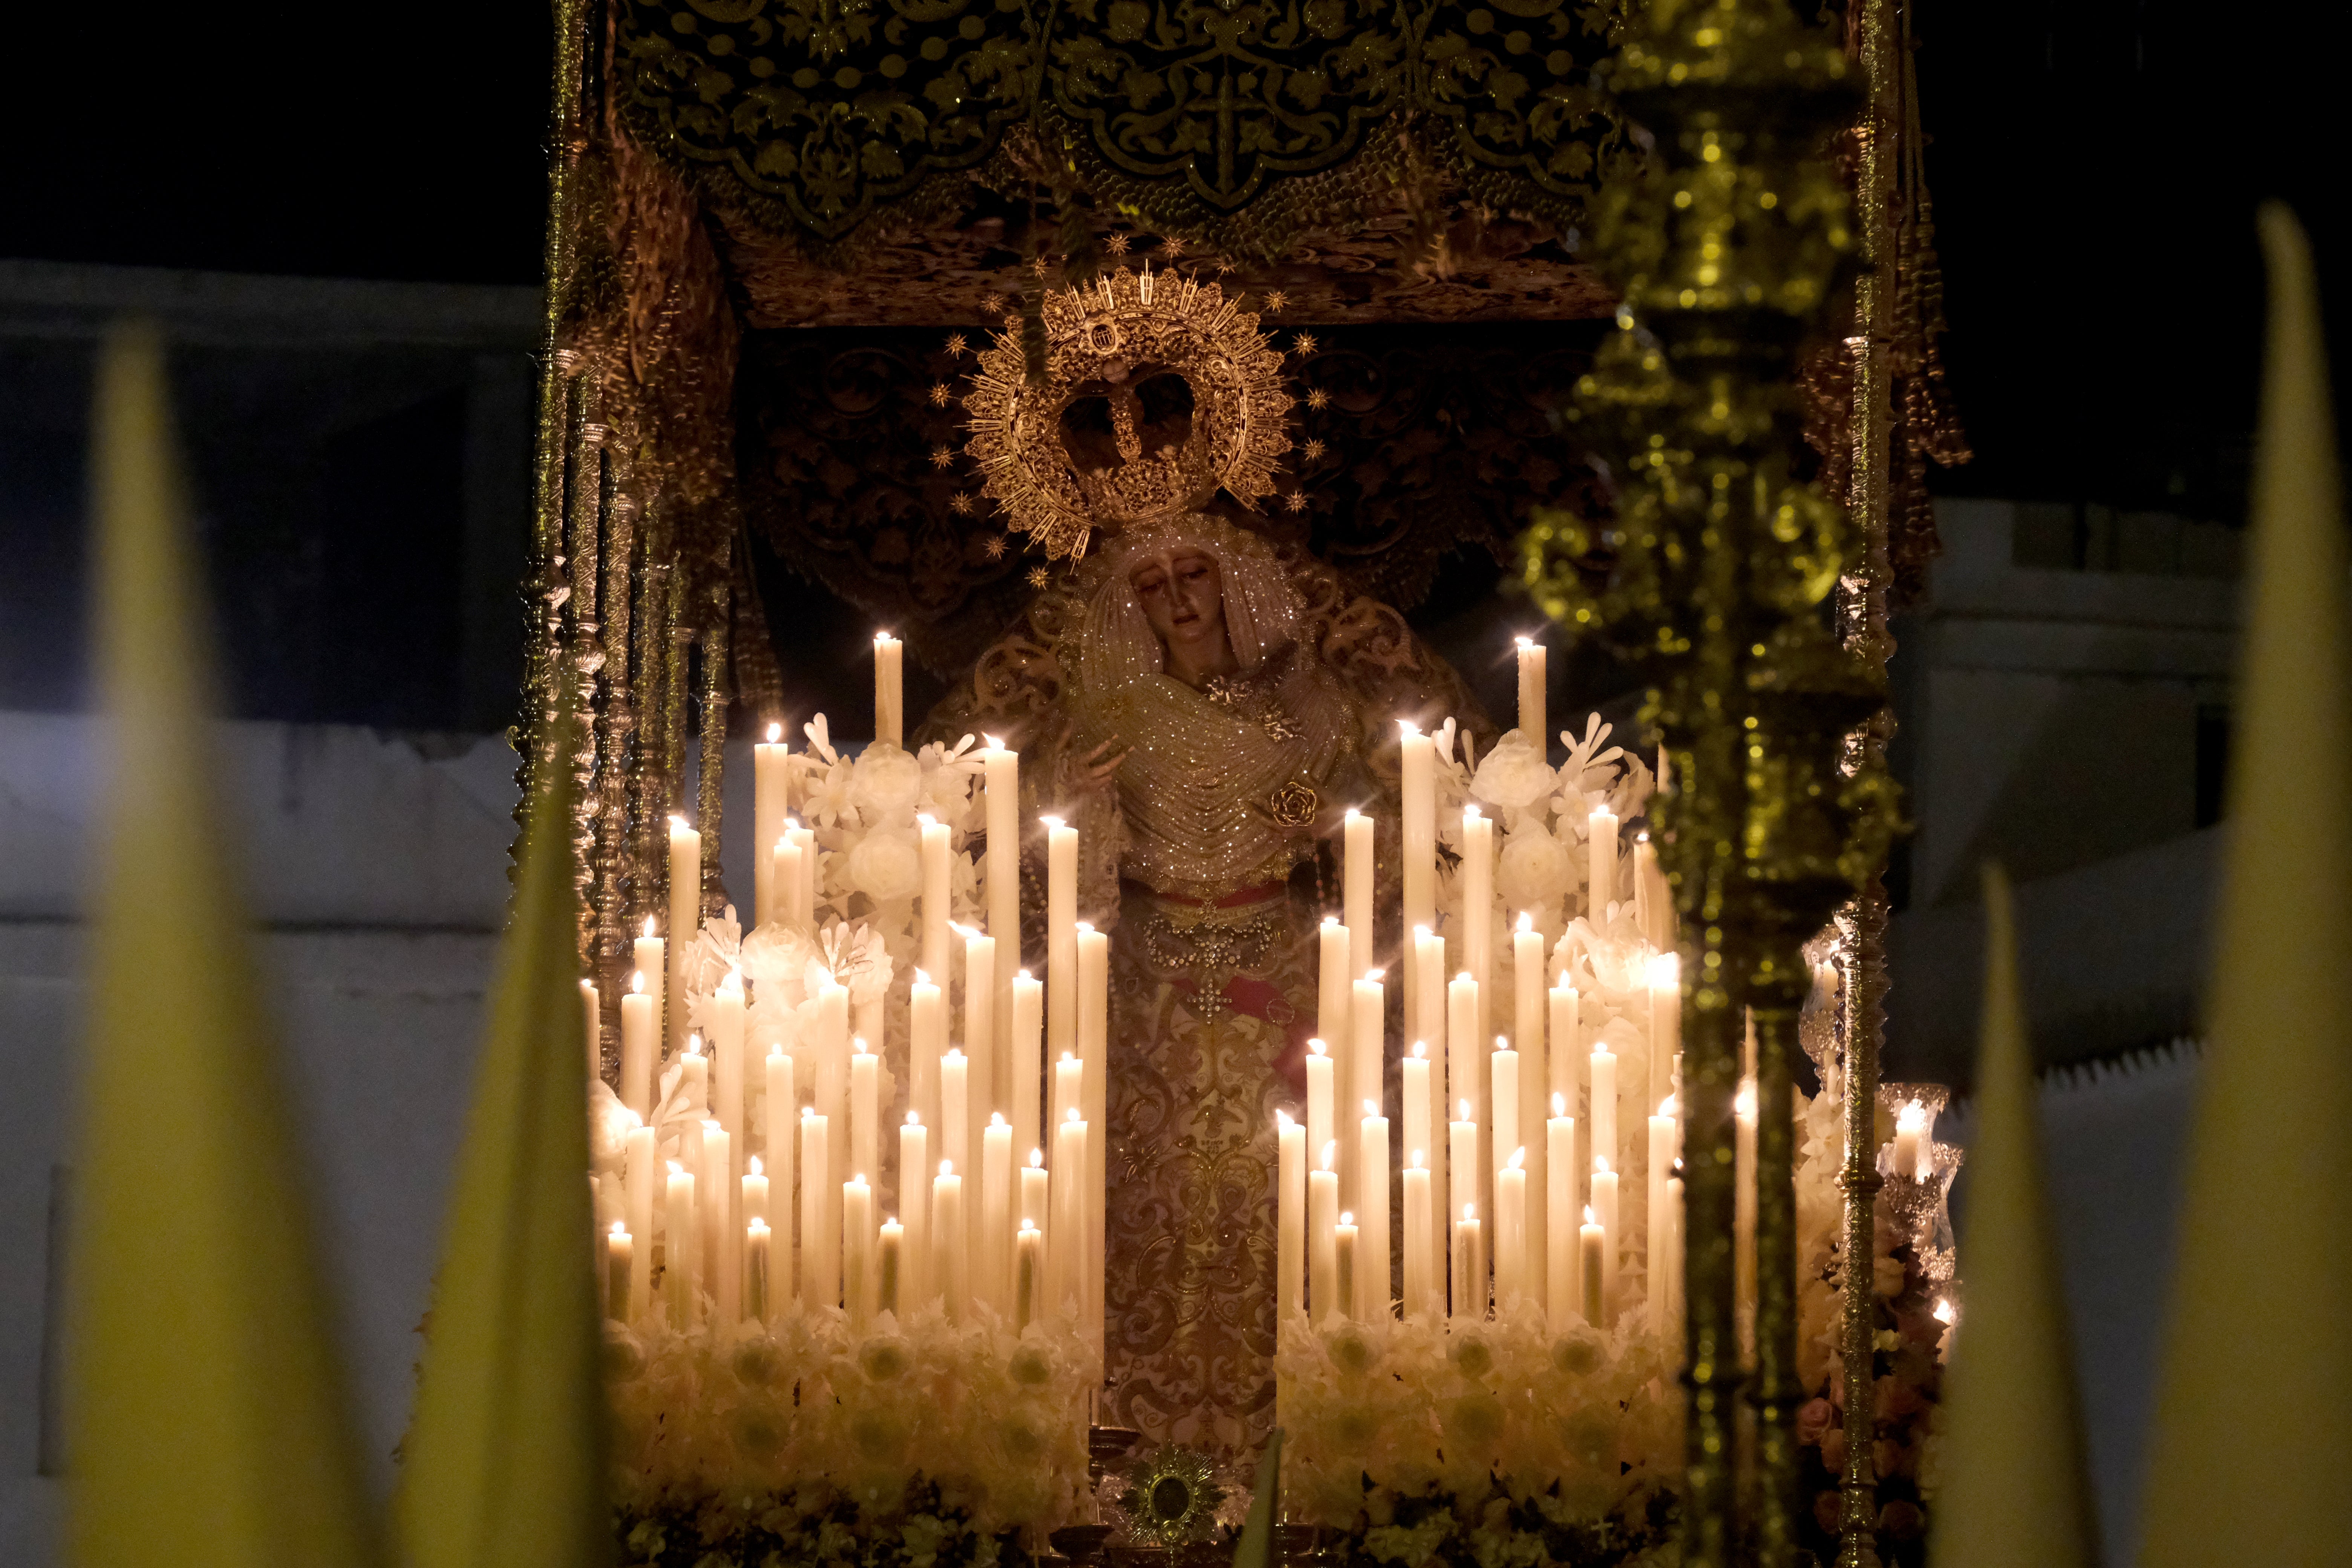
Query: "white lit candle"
664 1161 697 1327
1666 1175 1686 1341
1021 1149 1049 1302
1309 1140 1340 1323
1011 968 1044 1158
773 835 803 932
745 1218 771 1323
1304 1040 1334 1176
980 1113 1013 1312
701 1122 736 1323
1403 1043 1435 1296
1462 807 1494 1039
873 631 903 745
1318 917 1352 1096
981 738 1020 1049
1043 816 1077 1060
1277 1110 1306 1319
1403 1152 1433 1319
582 978 602 1083
844 1173 873 1328
1453 1204 1483 1323
918 813 951 982
1400 722 1436 1035
1343 808 1374 979
754 722 790 928
1893 1098 1928 1182
1511 917 1547 1306
1075 920 1109 1347
1448 1104 1478 1316
1548 1096 1579 1327
933 1159 966 1321
1496 1148 1527 1309
1491 1034 1519 1205
1051 1113 1087 1315
878 1217 902 1318
1515 636 1547 751
1448 971 1483 1220
1592 1157 1619 1318
899 1113 931 1306
620 969 656 1119
743 1155 770 1229
605 1223 631 1322
1334 1213 1359 1321
1015 1221 1043 1330
667 815 700 1058
1358 1097 1389 1320
1580 1206 1605 1325
1736 1077 1758 1313
1586 803 1617 916
800 1109 834 1306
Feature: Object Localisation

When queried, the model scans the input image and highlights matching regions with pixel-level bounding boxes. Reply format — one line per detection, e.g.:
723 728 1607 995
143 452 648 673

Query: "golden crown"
962 266 1293 562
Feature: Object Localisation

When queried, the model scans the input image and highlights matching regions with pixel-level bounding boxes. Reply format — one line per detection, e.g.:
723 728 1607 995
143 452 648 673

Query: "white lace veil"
1075 515 1303 692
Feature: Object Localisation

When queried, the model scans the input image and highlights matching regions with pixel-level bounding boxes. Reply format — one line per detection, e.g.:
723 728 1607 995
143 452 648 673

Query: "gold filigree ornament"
1116 1444 1225 1547
962 265 1293 561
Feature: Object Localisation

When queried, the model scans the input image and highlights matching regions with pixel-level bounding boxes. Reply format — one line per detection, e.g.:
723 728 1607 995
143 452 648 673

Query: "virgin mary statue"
922 267 1491 1457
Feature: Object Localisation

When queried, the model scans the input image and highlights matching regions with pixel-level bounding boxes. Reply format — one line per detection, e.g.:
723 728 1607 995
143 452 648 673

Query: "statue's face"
1129 547 1228 661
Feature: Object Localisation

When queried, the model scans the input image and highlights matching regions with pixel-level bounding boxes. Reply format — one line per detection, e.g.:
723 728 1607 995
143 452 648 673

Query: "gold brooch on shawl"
961 265 1293 562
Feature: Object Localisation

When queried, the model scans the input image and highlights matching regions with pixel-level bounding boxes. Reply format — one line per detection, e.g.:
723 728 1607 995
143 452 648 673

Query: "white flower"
845 830 923 902
849 742 925 822
1473 733 1560 812
1497 825 1576 910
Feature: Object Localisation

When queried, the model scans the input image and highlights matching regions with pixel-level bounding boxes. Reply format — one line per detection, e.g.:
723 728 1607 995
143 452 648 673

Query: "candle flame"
1411 1040 1427 1059
704 1118 721 1132
991 1111 1006 1127
750 1218 770 1235
983 732 1003 749
1649 951 1680 989
945 1047 965 1062
1458 1099 1472 1121
1017 967 1034 980
875 629 896 642
1365 966 1385 982
1517 911 1533 933
1276 1108 1293 1127
579 977 594 993
1735 1081 1757 1119
1456 969 1472 984
802 1106 816 1120
1066 1106 1081 1122
939 1158 953 1176
1553 1092 1568 1116
1308 1038 1326 1057
1508 1147 1526 1170
642 916 656 939
1661 1095 1678 1117
1410 1149 1425 1168
1075 919 1095 936
906 1110 921 1125
1021 1217 1035 1230
853 1172 867 1185
1464 802 1482 820
685 1035 703 1057
669 813 689 831
1493 1034 1510 1053
1515 634 1536 649
629 971 645 994
1039 813 1064 830
1414 923 1433 942
1583 1205 1595 1224
917 811 936 828
1320 1141 1337 1171
1897 1098 1928 1133
611 1220 627 1236
749 1155 763 1175
1344 805 1364 822
1030 1148 1044 1167
1595 1156 1611 1175
1463 1203 1477 1221
1364 1099 1379 1117
668 1161 684 1174
767 722 782 742
1339 1211 1353 1226
1934 1298 1956 1326
1397 717 1420 737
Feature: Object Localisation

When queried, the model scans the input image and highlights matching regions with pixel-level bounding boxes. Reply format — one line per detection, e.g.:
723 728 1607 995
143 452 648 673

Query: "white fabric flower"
1497 825 1576 911
1472 733 1557 812
849 742 925 822
845 829 922 902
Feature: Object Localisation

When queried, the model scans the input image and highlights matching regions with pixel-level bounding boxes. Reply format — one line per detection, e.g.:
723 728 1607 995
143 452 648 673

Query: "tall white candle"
1343 808 1374 980
664 1162 697 1327
1011 968 1044 1158
918 813 952 983
1649 1097 1680 1332
1589 1042 1617 1179
1547 1099 1579 1327
712 975 747 1156
1075 920 1109 1348
773 837 803 931
1304 1040 1334 1172
1893 1098 1928 1182
844 1173 873 1329
933 1159 966 1322
1515 636 1547 752
582 979 602 1083
910 968 945 1138
873 631 903 745
1666 1174 1686 1337
1403 1153 1432 1319
1447 972 1484 1222
1413 926 1446 1058
1051 1113 1087 1315
1399 722 1436 1037
800 1109 834 1306
1447 1107 1478 1316
878 1217 902 1318
899 1114 931 1306
1631 835 1658 947
1350 970 1384 1202
1453 1204 1483 1323
1462 807 1494 1040
1402 1043 1435 1295
980 1113 1014 1313
1277 1111 1306 1319
1580 1208 1605 1325
1592 1157 1619 1318
963 929 997 1139
941 1049 970 1176
1586 804 1617 916
1496 1148 1527 1309
667 815 700 1058
850 1043 880 1203
1511 918 1547 1308
743 1155 770 1229
981 739 1020 1053
620 970 656 1119
701 1123 736 1323
679 1039 710 1121
1334 1214 1358 1322
1358 1099 1389 1320
1308 1142 1340 1324
1043 816 1077 1060
1736 1077 1758 1316
626 1124 656 1320
1491 1036 1519 1201
1014 1222 1043 1330
604 1224 631 1322
753 724 791 924
1021 1150 1049 1307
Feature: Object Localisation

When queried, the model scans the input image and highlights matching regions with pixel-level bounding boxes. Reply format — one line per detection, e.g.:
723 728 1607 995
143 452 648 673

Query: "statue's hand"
1077 738 1129 796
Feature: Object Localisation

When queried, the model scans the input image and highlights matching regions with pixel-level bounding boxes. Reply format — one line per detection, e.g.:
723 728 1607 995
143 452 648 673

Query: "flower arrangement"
605 1299 1092 1564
